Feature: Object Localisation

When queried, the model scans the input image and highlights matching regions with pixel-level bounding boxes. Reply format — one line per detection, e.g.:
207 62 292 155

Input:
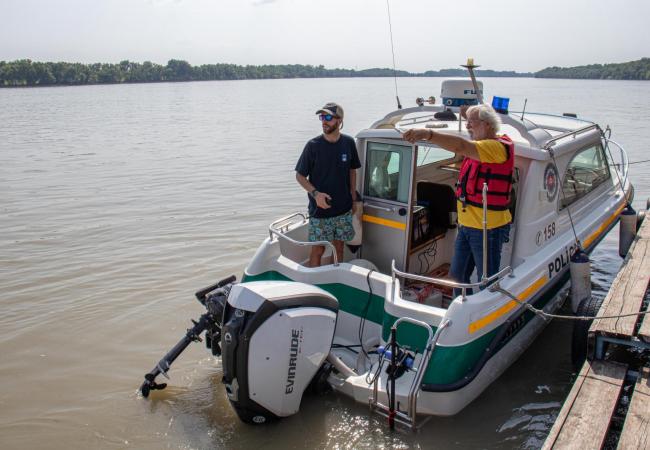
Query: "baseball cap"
315 102 344 119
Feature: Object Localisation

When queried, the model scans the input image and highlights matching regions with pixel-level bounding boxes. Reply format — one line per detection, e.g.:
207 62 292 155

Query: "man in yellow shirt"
403 104 513 294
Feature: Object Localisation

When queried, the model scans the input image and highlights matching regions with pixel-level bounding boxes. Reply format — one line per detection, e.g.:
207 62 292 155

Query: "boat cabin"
265 80 622 307
350 86 619 288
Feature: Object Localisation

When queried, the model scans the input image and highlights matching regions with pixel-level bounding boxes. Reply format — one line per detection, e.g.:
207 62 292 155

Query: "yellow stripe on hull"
468 275 547 334
582 203 625 249
362 214 406 231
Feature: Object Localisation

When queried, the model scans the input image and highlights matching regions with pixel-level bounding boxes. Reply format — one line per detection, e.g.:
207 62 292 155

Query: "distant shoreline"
1 58 647 87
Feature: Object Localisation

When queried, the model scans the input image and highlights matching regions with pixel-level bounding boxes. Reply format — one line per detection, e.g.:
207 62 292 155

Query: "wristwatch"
310 189 318 198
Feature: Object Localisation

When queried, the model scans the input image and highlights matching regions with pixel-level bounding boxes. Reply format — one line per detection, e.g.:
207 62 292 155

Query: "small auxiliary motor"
140 278 338 425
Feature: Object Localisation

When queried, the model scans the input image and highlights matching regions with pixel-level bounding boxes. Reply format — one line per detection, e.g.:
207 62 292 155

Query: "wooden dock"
543 218 650 449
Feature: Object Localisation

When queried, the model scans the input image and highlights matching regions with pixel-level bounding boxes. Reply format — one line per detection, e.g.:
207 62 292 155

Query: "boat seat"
416 182 457 238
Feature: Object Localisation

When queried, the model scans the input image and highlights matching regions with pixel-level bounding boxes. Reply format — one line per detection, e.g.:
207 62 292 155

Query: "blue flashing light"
492 96 510 114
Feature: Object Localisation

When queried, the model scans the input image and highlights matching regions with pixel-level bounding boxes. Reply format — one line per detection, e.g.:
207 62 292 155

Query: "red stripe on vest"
455 135 514 211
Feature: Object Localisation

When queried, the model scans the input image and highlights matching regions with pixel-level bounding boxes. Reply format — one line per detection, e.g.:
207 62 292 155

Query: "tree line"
535 58 650 80
0 59 532 87
1 58 647 87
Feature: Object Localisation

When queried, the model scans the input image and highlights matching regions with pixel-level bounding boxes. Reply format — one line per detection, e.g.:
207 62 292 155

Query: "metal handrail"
394 317 447 421
268 213 339 266
391 260 512 299
605 138 629 188
481 183 488 282
542 124 599 149
268 212 307 238
369 317 451 429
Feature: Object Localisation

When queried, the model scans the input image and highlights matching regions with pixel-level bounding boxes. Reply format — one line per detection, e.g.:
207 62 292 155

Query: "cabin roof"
356 105 602 160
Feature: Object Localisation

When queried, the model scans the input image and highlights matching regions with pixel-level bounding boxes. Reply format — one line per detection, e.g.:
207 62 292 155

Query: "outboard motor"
140 278 337 425
221 281 338 424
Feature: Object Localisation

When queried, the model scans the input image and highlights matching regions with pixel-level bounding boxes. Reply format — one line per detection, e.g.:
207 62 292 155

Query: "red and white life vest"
455 135 515 211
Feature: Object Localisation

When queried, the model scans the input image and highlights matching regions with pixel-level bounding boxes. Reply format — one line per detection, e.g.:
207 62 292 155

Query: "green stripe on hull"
319 283 384 325
242 271 384 324
425 329 497 384
241 270 564 387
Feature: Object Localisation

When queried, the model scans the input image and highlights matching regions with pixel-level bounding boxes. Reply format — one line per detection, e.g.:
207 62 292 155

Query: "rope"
616 159 650 166
490 284 650 321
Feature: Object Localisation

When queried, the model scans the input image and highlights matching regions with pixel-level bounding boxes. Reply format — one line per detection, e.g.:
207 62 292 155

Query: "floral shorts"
309 210 355 242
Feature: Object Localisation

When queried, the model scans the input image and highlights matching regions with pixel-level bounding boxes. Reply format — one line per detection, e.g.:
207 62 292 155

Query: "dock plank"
618 368 650 450
543 360 627 450
591 219 650 340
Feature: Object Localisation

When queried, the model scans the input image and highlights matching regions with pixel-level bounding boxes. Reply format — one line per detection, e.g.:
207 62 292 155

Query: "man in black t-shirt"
295 102 361 267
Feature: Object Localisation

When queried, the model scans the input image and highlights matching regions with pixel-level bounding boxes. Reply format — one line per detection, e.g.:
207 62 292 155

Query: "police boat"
140 75 635 429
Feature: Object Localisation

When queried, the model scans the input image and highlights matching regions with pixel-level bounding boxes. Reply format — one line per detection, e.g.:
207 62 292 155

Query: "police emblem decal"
544 163 559 202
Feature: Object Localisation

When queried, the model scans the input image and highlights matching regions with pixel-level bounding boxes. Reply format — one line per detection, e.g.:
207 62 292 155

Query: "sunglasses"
319 114 336 122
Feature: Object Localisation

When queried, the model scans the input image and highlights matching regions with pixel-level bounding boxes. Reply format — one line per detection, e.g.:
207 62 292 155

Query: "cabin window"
364 142 411 203
560 144 611 208
416 145 454 167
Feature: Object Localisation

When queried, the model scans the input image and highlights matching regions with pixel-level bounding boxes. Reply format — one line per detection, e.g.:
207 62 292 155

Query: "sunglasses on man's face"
319 114 336 122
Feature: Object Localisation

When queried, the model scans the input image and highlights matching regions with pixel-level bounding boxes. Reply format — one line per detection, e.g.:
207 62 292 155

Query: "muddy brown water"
2 78 649 449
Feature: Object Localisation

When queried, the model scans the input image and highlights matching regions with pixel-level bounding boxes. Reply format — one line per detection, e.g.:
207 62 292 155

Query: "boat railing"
393 182 511 299
543 123 600 149
605 138 629 188
369 105 602 149
391 260 512 300
369 105 444 129
268 212 339 266
269 212 308 236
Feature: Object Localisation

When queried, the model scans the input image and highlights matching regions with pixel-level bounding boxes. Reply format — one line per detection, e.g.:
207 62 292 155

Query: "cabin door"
360 141 415 274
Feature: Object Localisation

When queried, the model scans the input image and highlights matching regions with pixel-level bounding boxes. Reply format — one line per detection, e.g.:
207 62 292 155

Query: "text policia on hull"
140 59 644 430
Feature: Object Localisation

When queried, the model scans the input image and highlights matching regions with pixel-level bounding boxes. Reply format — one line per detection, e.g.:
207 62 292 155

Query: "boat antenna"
386 0 402 109
520 98 528 121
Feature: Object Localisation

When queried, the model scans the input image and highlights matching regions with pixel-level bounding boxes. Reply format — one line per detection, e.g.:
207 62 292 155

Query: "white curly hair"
466 104 501 133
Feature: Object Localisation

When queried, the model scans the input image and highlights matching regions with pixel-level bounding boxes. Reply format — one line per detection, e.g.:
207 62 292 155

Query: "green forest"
0 58 647 87
0 59 530 87
535 58 650 80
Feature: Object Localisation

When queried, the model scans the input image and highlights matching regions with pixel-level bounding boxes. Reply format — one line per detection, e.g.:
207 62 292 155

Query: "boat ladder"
369 317 451 430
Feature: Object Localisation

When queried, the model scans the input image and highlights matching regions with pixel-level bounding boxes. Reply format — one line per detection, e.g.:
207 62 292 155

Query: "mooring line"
490 284 650 322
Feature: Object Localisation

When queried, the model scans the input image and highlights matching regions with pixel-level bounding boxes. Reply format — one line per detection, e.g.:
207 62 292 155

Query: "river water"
2 77 650 449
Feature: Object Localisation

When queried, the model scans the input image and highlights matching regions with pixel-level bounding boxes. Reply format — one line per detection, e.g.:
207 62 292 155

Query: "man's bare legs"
309 241 344 267
309 245 325 267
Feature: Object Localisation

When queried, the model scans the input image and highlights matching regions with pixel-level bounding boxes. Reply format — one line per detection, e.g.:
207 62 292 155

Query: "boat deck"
543 218 650 449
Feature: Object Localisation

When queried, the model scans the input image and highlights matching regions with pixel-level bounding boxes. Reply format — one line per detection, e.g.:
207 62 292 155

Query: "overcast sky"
2 0 648 72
